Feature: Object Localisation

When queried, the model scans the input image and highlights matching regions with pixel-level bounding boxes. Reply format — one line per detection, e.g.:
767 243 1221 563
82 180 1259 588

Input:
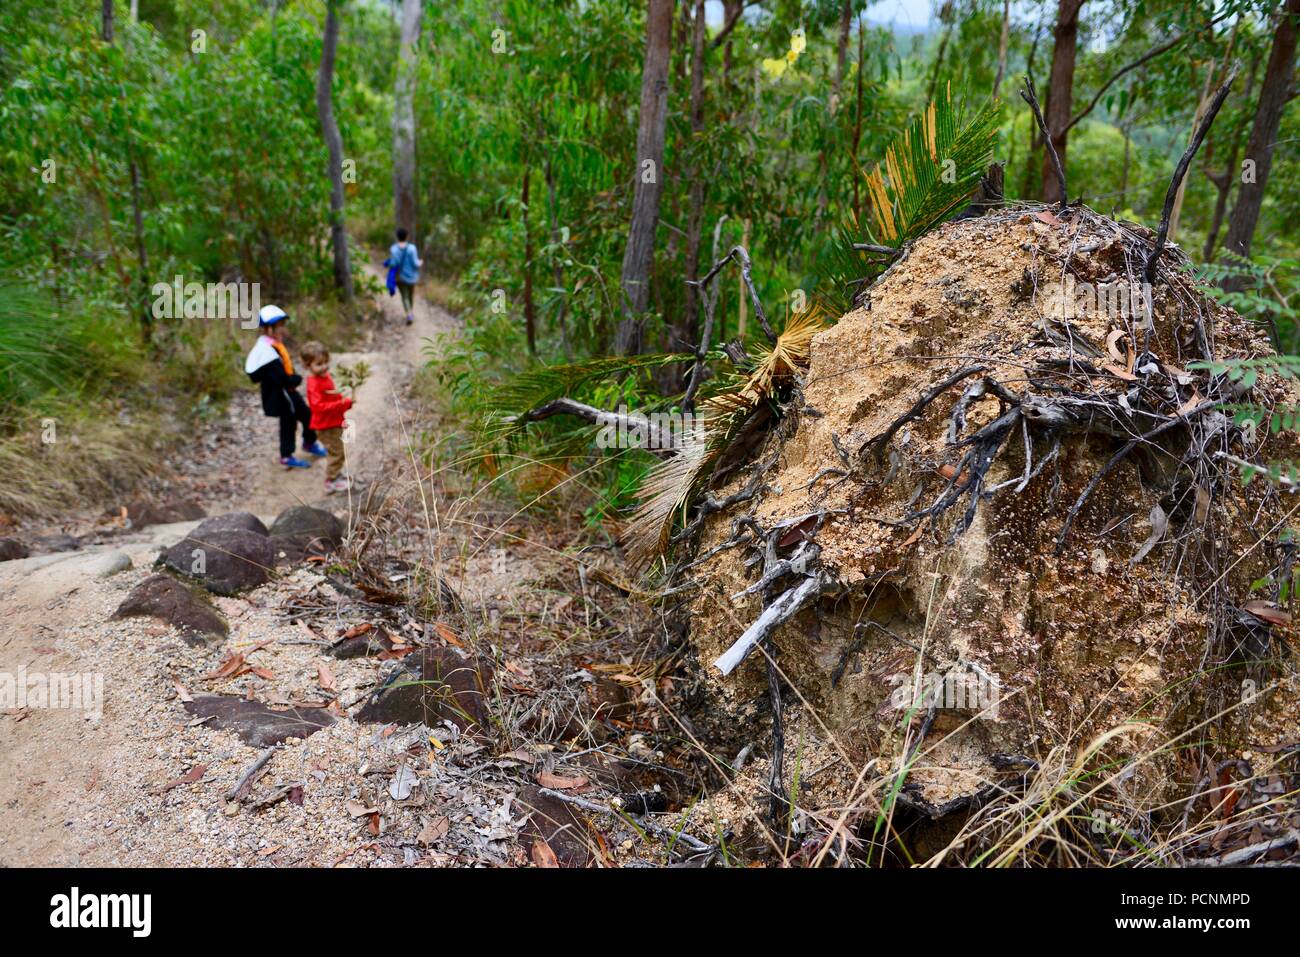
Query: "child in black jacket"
244 305 328 469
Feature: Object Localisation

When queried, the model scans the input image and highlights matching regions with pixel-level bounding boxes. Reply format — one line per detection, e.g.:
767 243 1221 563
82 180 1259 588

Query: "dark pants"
278 390 316 458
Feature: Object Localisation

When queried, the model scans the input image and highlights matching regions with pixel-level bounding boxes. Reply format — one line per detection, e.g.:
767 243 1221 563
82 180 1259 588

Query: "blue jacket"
389 242 421 284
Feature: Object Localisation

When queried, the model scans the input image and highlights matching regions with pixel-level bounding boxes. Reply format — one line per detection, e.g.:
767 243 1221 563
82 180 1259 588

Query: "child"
244 305 328 469
301 341 354 492
387 227 422 325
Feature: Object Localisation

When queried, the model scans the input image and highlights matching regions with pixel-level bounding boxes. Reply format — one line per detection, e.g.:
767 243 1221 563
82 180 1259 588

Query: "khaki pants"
319 427 346 481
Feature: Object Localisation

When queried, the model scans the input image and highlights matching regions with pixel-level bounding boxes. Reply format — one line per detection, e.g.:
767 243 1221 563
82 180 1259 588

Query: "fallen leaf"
531 838 560 868
435 621 464 649
1034 209 1062 226
366 811 381 836
173 681 193 703
317 663 337 691
1102 362 1138 382
342 622 373 639
345 800 378 818
537 770 589 790
204 653 248 680
1244 600 1292 626
258 844 282 857
158 764 207 794
249 666 275 680
389 763 419 801
1105 329 1128 363
418 815 450 847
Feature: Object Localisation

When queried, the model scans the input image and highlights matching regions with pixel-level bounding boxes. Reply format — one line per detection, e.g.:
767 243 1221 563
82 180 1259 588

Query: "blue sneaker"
304 441 329 458
280 455 311 469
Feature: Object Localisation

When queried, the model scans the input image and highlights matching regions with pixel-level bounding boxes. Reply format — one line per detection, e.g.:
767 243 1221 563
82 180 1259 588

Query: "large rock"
113 574 228 645
355 647 494 733
269 505 344 564
183 695 334 747
160 527 273 595
0 537 28 562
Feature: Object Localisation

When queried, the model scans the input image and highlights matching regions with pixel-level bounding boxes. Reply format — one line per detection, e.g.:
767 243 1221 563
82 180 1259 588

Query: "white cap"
258 304 287 326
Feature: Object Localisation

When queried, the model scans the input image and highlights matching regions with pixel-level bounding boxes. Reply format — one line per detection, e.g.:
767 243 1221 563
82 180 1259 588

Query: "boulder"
183 695 334 747
113 573 228 645
355 647 494 733
269 505 344 564
159 527 273 595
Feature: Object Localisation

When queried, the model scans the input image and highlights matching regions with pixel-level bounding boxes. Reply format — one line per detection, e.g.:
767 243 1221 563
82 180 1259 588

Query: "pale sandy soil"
0 267 539 867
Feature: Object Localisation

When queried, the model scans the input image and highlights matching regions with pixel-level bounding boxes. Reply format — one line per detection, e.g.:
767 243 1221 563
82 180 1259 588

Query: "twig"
1145 63 1239 284
764 640 788 829
852 243 902 257
227 745 279 802
1020 76 1067 209
714 574 825 675
537 787 711 853
512 398 680 453
1184 829 1299 867
862 364 987 462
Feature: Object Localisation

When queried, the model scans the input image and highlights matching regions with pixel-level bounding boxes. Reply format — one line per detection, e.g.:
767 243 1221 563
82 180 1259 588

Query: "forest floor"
0 260 718 867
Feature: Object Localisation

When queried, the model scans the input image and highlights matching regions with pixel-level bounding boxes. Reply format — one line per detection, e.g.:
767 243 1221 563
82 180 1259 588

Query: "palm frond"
484 352 694 417
863 84 1000 247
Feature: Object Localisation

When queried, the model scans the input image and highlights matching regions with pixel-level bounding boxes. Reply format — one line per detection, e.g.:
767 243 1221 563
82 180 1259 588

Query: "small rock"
355 647 494 733
269 505 344 565
190 512 269 538
183 696 334 747
0 537 28 562
126 498 207 528
518 786 591 867
113 574 229 645
89 550 132 578
159 528 274 595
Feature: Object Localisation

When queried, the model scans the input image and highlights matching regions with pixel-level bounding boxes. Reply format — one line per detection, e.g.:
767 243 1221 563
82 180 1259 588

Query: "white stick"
713 575 822 676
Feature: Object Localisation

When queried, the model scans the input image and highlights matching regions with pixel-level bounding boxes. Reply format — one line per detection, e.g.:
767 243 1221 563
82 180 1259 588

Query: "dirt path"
0 266 483 867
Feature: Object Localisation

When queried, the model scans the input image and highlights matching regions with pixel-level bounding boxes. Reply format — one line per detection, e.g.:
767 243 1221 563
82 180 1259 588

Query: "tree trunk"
615 0 674 355
1041 0 1086 204
1169 22 1236 242
680 0 707 357
851 12 865 223
317 0 354 303
1222 0 1300 288
993 0 1011 98
1204 52 1259 262
392 0 421 240
544 157 569 357
832 0 852 113
522 166 536 355
101 0 114 42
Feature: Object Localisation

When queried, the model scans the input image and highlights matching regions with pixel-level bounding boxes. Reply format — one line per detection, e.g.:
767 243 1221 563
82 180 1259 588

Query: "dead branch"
862 364 987 462
691 245 777 343
537 787 712 853
1145 63 1240 284
513 398 681 453
227 745 280 802
1020 76 1067 209
714 573 826 675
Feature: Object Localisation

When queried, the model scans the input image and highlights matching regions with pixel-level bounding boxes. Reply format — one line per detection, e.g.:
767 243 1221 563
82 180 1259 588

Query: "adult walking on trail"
387 227 423 325
244 305 328 469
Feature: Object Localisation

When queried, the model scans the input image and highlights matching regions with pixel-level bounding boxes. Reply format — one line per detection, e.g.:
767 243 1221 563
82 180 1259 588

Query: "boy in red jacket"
301 341 354 491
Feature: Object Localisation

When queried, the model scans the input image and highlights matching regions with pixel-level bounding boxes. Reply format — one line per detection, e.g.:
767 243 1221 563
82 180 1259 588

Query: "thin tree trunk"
926 3 954 103
544 157 568 357
392 0 421 240
993 0 1011 98
317 0 354 303
1119 119 1131 209
851 12 866 223
832 0 852 113
101 0 114 42
1205 51 1260 262
1042 0 1086 204
522 166 536 355
680 0 707 357
1222 0 1300 289
615 0 675 355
